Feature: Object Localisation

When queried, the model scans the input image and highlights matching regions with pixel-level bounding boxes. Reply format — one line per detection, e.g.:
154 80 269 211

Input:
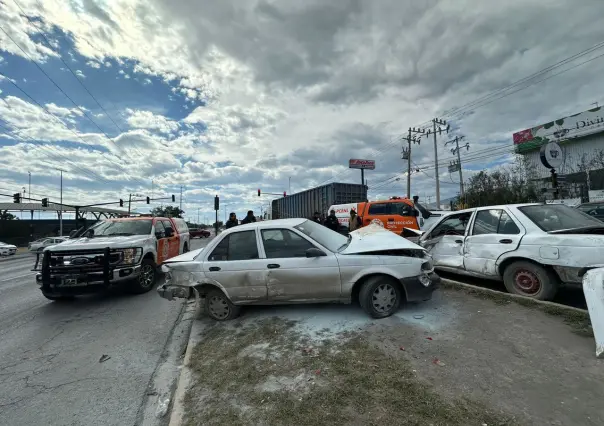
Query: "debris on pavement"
155 398 170 418
426 337 433 341
399 346 405 351
432 359 445 367
99 354 111 363
413 314 424 319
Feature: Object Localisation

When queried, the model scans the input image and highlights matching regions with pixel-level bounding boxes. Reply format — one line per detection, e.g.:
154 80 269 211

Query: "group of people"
225 210 257 229
311 209 362 234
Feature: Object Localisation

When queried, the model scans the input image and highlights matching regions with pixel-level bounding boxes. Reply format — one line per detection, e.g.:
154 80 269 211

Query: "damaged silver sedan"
157 219 439 321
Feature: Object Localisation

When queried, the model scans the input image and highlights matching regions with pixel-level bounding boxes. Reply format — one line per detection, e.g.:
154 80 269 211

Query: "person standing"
349 209 362 232
241 210 257 225
324 209 340 232
311 211 322 225
225 212 239 229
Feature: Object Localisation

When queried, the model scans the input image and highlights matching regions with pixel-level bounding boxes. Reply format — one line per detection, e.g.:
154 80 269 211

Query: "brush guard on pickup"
34 247 116 291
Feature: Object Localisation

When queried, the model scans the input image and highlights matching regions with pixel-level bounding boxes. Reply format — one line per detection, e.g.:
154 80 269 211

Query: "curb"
168 292 205 426
441 277 589 315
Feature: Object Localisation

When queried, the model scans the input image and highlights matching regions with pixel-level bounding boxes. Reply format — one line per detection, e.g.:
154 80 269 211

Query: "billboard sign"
513 106 604 152
349 159 375 170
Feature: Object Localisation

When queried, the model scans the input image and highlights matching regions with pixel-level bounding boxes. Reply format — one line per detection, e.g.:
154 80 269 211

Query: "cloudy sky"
1 0 604 222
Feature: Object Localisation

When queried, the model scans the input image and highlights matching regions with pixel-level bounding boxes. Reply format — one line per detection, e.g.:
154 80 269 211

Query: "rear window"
519 204 602 232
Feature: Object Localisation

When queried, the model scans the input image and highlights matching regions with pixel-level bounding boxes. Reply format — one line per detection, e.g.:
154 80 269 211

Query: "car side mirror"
306 248 326 258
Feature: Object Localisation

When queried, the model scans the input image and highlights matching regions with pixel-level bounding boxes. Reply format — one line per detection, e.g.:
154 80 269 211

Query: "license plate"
61 277 80 287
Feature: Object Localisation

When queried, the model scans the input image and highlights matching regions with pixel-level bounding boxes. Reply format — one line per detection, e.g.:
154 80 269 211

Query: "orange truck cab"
329 197 420 234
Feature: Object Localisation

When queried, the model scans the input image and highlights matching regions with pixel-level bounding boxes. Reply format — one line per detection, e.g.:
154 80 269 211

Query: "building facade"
513 106 604 201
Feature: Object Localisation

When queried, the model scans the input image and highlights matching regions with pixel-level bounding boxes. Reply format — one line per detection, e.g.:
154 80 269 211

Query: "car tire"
126 258 157 294
183 243 189 253
502 261 559 301
359 275 403 319
43 293 75 302
205 289 240 321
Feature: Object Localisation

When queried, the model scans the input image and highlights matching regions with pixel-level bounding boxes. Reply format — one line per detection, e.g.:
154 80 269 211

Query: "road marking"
0 272 36 283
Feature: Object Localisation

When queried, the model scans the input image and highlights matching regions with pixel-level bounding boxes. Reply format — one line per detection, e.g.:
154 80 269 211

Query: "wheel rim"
139 264 155 288
514 269 541 295
372 283 397 313
208 295 230 319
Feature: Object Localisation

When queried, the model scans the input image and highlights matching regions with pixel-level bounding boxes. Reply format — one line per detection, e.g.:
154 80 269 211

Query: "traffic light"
258 189 261 197
13 193 20 203
214 195 219 211
41 198 48 207
171 194 176 202
119 199 124 207
550 168 558 188
283 191 287 197
146 196 150 204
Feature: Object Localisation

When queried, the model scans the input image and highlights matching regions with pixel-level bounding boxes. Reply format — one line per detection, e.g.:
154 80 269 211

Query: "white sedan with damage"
417 203 604 300
157 219 439 320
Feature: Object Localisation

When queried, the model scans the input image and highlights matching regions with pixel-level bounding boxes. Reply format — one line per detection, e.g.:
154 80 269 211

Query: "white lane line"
0 272 37 283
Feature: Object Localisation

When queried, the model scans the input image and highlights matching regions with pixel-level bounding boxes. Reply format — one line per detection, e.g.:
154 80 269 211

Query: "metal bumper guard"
36 248 139 294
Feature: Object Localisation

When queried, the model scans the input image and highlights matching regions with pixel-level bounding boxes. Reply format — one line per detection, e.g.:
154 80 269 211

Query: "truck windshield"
519 204 602 232
294 220 349 252
89 220 153 237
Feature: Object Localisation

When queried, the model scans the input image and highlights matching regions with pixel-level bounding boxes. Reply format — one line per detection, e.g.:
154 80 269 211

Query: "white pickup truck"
35 217 190 300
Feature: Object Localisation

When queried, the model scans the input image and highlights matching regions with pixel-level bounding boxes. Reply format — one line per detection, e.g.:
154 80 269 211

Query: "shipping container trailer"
271 183 368 220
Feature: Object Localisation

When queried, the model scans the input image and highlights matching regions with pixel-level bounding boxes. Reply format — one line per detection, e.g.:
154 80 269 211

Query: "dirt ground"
182 288 604 426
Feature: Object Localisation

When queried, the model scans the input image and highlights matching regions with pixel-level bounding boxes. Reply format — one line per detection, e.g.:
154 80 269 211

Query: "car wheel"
502 261 559 301
205 289 240 321
126 258 157 294
183 243 189 253
43 293 75 302
359 276 402 319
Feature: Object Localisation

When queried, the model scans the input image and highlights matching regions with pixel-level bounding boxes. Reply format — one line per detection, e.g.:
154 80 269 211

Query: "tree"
0 210 18 220
151 205 184 218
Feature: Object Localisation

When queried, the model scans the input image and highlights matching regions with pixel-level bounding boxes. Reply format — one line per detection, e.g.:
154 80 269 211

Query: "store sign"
349 159 375 170
513 106 604 150
539 142 563 169
589 190 604 202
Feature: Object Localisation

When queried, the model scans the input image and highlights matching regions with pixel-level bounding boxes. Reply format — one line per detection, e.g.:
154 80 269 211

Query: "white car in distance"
0 241 17 257
29 237 68 252
418 203 604 300
157 219 440 320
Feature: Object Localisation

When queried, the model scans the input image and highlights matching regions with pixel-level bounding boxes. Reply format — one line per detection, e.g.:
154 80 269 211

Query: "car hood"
0 244 16 249
340 224 424 254
47 235 152 251
164 247 205 263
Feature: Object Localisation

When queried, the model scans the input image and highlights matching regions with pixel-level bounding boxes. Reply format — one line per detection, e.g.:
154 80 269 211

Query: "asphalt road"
0 237 212 426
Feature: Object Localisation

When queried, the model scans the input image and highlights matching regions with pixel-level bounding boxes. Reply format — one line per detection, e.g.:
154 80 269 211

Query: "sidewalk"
171 286 603 426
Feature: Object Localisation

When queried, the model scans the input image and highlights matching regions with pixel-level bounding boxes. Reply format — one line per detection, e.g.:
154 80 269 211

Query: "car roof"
108 217 155 221
450 203 543 214
225 218 306 232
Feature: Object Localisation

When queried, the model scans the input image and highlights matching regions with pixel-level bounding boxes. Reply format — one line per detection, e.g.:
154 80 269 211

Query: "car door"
463 208 524 276
202 230 268 303
154 221 171 264
161 219 181 258
419 211 474 270
260 228 341 302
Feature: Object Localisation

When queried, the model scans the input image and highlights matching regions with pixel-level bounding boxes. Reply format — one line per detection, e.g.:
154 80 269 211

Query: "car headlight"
121 248 143 265
419 274 432 287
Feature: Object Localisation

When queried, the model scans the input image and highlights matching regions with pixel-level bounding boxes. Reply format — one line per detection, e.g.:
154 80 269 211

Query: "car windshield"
294 219 349 252
88 220 153 237
519 204 603 232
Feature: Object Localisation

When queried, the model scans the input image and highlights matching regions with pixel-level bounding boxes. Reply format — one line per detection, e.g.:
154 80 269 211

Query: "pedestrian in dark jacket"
324 209 340 232
225 212 239 229
241 210 257 225
311 211 323 225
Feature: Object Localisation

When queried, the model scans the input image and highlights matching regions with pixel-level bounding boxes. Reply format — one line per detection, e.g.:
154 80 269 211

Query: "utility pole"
128 193 132 216
179 186 183 210
403 127 425 198
57 168 64 236
28 171 31 199
445 135 470 200
427 118 449 208
289 177 291 195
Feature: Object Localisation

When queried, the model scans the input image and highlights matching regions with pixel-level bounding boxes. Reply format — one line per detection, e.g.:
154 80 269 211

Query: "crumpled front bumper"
157 284 191 300
400 272 441 302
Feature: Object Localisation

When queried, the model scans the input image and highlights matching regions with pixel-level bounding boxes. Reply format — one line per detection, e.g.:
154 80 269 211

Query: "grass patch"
441 281 593 336
183 317 519 426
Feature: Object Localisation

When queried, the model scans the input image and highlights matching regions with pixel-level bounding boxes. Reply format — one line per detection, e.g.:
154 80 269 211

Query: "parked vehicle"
189 228 211 238
157 219 439 321
271 182 367 220
29 237 68 252
34 217 190 300
417 203 604 301
577 201 604 222
0 241 17 256
329 197 421 234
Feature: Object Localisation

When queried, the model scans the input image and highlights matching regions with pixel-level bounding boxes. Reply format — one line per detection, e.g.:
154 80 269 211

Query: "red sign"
349 159 375 170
